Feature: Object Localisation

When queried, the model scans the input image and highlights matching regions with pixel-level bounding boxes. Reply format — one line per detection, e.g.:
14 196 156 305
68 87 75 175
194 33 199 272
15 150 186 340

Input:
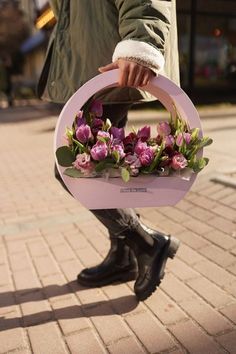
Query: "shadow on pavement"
0 280 139 331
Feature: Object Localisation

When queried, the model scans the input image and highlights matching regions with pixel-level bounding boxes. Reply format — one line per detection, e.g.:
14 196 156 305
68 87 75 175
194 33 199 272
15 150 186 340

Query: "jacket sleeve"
49 0 61 19
113 0 172 74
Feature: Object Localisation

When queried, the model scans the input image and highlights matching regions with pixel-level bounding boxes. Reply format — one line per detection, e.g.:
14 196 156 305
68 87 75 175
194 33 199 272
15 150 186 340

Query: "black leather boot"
124 223 180 301
77 236 138 287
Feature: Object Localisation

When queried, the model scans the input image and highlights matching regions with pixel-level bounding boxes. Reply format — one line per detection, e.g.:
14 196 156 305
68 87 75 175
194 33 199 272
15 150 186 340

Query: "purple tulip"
176 133 184 147
134 140 148 155
123 132 138 153
76 110 86 127
171 153 187 170
139 147 154 166
91 118 104 135
91 141 108 161
137 126 151 141
164 135 175 147
110 127 125 141
90 100 103 117
157 122 171 137
76 124 92 144
183 132 192 144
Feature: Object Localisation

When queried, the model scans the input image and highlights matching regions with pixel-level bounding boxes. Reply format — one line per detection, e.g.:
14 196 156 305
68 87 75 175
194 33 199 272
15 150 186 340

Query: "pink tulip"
97 130 111 140
139 147 154 166
134 140 148 155
171 153 188 170
73 153 94 175
157 122 171 137
164 135 175 147
91 141 108 161
112 144 125 159
176 133 184 147
76 124 92 143
184 132 192 144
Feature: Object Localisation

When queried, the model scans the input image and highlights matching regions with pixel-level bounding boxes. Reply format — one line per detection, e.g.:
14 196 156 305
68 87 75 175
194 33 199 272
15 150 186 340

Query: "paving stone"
193 259 236 289
203 229 236 250
0 327 29 353
199 244 236 267
220 302 236 323
169 320 225 354
51 242 76 262
20 291 52 327
51 297 92 335
145 291 188 325
213 204 236 222
174 230 210 250
216 330 236 353
107 336 145 354
179 297 233 335
186 276 233 308
9 251 33 272
27 239 49 257
33 255 61 278
161 273 196 303
28 322 68 354
66 329 106 354
126 311 177 353
207 216 236 235
177 244 205 265
167 258 200 281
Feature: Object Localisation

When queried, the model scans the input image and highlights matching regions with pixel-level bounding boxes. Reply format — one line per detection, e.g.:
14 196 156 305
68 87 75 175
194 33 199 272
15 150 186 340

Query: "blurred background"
0 0 236 108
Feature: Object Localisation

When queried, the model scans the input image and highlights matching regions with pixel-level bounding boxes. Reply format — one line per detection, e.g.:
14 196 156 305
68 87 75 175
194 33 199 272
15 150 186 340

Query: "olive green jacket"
38 0 179 104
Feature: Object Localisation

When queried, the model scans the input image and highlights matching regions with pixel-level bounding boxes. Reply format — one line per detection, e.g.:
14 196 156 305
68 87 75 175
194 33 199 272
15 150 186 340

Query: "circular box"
54 69 202 209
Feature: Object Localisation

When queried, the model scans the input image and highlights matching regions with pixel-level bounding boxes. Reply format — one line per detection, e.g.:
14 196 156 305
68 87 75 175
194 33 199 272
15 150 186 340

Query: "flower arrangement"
56 100 212 182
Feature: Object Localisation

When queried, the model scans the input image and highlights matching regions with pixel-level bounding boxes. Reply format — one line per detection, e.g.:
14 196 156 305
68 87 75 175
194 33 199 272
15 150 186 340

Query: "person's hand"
98 59 155 87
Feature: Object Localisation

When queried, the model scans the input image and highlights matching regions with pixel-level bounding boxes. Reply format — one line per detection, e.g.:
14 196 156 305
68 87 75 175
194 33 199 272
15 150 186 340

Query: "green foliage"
63 168 83 178
121 168 130 182
56 146 75 167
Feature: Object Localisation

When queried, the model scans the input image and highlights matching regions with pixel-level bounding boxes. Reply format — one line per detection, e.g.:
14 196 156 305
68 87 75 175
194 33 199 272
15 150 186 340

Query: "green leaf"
95 158 115 173
63 168 83 178
72 138 85 150
56 146 75 167
198 137 213 148
148 142 164 173
191 128 200 140
112 150 120 163
192 157 209 173
121 168 130 182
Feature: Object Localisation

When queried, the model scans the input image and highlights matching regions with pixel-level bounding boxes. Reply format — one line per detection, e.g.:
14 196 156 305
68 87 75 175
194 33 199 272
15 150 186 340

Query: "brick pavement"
0 105 236 353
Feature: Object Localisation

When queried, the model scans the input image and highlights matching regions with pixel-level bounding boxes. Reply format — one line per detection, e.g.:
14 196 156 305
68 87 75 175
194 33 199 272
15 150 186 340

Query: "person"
38 0 180 301
0 55 13 107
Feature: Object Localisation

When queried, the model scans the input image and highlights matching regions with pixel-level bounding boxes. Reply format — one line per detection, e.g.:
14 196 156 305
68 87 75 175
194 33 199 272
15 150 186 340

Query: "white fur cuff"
112 39 165 74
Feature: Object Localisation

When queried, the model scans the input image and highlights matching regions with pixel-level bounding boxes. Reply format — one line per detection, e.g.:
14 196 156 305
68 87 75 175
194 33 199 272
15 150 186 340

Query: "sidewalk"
0 105 236 354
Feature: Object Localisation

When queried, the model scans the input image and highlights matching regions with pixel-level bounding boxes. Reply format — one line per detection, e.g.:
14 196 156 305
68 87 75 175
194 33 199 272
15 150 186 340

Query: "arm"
100 0 172 87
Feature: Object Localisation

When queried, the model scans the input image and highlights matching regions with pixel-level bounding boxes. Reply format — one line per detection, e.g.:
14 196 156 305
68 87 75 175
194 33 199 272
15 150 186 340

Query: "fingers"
118 60 154 87
98 61 119 72
99 59 155 87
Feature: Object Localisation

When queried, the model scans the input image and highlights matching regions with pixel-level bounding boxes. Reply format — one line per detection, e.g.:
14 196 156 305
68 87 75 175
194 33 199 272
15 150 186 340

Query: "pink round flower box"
54 69 202 209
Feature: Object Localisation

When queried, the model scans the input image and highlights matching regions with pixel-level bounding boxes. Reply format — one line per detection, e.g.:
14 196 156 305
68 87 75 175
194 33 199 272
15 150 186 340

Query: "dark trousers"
54 103 140 238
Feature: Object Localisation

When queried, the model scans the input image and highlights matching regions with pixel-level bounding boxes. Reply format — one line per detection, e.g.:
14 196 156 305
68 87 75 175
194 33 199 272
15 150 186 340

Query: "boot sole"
135 236 180 301
77 269 137 288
